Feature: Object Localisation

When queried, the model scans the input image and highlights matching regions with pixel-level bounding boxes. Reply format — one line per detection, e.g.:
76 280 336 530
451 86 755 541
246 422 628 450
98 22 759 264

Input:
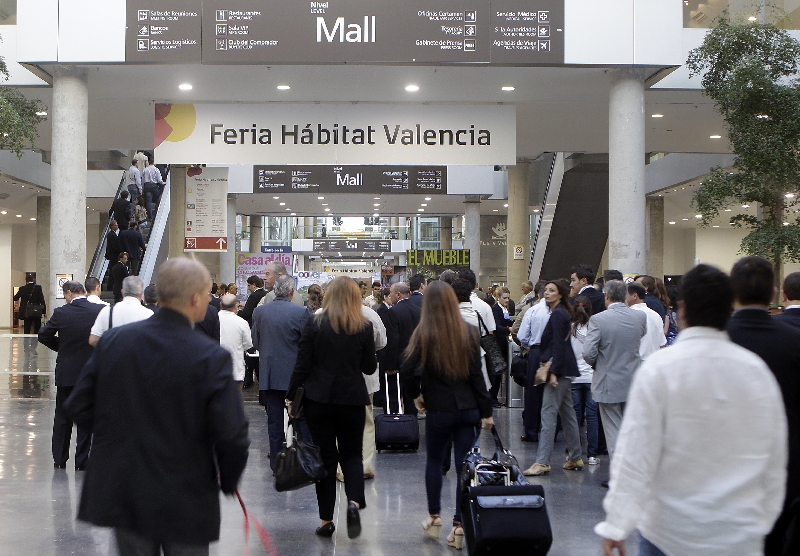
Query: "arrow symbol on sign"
216 238 227 248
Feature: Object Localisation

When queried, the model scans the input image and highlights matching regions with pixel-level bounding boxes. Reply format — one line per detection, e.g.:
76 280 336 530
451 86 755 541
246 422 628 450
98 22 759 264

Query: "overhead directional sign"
184 166 229 252
253 165 446 195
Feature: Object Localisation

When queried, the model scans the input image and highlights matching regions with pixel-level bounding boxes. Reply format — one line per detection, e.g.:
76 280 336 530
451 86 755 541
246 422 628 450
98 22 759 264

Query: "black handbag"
274 414 327 492
510 353 528 387
24 285 45 319
477 313 506 376
461 426 528 497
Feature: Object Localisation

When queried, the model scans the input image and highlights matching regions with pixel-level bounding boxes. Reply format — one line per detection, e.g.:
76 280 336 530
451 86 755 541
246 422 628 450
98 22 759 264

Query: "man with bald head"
66 258 250 556
258 260 305 307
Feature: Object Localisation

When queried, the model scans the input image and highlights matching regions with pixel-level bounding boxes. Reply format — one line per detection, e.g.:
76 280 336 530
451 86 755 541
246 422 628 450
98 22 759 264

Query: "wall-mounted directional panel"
126 0 202 63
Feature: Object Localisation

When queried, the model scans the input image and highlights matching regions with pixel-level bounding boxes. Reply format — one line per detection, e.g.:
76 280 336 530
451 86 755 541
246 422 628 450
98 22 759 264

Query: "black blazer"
383 298 422 370
111 197 131 226
728 308 800 502
775 308 800 329
196 304 220 342
110 262 129 300
38 298 104 387
64 308 249 544
401 336 492 418
571 286 606 317
492 302 513 359
118 228 146 261
408 291 424 309
238 288 266 325
104 230 120 262
540 305 580 378
287 316 376 405
14 282 46 317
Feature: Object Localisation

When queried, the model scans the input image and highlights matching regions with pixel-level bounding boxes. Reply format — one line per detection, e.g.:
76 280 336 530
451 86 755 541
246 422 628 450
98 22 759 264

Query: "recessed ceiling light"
651 114 664 118
321 203 328 206
682 218 689 221
492 209 499 212
695 214 703 219
421 203 427 207
783 222 790 226
276 85 291 90
373 213 379 217
273 196 280 199
291 212 296 216
30 217 36 221
405 84 419 92
0 211 6 214
533 209 540 213
285 208 291 211
178 83 193 91
318 196 324 200
373 197 380 200
786 193 796 198
324 208 330 211
373 203 380 206
748 15 758 21
710 135 722 139
15 214 22 217
279 202 285 206
21 185 24 188
503 204 509 207
501 86 515 91
742 204 750 208
424 197 431 201
36 111 47 116
668 221 676 225
418 208 424 212
713 225 720 228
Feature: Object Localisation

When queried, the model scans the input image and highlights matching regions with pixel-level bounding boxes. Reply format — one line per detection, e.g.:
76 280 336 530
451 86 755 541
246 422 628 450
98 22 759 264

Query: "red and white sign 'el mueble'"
184 166 229 252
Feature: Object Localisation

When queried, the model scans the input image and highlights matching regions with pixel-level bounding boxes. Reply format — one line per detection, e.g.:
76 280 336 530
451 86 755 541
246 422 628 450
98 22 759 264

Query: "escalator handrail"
88 169 128 278
528 153 558 277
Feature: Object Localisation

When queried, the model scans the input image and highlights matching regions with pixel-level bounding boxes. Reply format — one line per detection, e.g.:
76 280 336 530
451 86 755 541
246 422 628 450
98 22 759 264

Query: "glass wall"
684 1 800 29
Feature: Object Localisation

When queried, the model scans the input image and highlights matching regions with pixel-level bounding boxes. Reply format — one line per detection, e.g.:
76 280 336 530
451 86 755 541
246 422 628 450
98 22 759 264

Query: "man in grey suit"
252 275 310 470
583 280 647 463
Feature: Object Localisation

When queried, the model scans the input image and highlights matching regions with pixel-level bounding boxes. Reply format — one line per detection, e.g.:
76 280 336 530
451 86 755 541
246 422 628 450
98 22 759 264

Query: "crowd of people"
30 255 799 555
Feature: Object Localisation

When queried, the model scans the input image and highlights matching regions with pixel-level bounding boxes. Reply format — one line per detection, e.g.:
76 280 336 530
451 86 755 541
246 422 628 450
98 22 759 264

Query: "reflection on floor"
0 334 613 555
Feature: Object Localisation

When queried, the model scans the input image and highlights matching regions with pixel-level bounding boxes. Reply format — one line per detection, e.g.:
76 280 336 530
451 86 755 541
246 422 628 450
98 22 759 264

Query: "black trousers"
53 386 92 467
304 399 366 521
522 347 545 440
23 316 42 334
115 528 209 556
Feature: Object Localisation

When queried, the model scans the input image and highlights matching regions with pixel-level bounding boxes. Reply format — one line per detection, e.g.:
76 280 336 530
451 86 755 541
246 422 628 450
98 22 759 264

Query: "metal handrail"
528 153 558 278
87 170 127 279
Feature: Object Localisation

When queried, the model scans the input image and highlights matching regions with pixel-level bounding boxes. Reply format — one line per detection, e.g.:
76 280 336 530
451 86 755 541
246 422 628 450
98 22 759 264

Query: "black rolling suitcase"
460 426 552 555
462 484 552 555
374 372 419 452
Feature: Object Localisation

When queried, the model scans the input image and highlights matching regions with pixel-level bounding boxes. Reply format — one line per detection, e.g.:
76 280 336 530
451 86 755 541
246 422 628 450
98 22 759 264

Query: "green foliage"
0 39 47 158
686 12 800 265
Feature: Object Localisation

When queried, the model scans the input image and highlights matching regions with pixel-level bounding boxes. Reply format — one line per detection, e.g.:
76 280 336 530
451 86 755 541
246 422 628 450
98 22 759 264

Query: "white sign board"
155 103 515 166
184 166 229 251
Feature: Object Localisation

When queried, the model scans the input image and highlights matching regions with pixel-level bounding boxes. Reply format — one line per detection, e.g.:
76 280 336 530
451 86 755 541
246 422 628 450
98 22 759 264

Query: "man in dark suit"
110 252 130 303
569 264 605 316
776 271 800 329
110 191 132 228
37 280 104 470
65 258 249 555
196 303 220 342
118 223 146 276
383 282 421 415
104 220 121 271
727 256 800 556
238 275 266 325
252 275 310 469
408 274 426 309
143 285 158 312
14 272 46 333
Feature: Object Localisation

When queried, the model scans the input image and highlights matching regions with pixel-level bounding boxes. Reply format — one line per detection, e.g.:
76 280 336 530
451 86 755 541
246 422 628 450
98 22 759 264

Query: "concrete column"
168 166 187 258
646 196 665 279
49 66 88 310
37 196 52 310
219 194 237 284
440 217 453 249
249 214 262 253
0 225 11 328
608 68 646 274
507 161 530 295
305 217 315 239
464 197 481 276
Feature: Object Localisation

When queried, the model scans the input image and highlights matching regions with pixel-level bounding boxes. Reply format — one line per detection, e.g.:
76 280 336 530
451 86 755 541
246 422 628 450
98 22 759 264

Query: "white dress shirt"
91 297 153 338
219 310 254 381
517 298 551 347
142 165 165 185
87 294 108 306
630 302 667 358
458 302 479 329
595 327 787 555
125 165 142 188
470 292 495 336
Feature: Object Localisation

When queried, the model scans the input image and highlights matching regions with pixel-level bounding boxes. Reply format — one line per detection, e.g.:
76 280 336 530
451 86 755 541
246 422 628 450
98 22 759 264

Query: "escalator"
528 154 609 283
87 168 171 300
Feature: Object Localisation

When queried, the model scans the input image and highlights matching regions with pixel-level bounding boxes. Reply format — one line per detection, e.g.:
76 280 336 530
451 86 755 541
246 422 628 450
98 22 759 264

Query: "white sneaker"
587 456 599 465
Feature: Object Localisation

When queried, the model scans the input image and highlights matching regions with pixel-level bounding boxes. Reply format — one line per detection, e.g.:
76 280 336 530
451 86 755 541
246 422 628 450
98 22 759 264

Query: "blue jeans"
571 383 598 457
425 409 481 525
143 182 160 220
638 536 667 556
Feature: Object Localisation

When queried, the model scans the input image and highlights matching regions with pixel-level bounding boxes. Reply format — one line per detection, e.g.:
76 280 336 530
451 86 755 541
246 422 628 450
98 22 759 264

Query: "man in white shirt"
625 282 666 358
457 269 495 335
517 296 552 441
218 294 253 383
84 277 108 306
124 159 142 211
89 276 153 346
141 160 165 221
596 264 787 556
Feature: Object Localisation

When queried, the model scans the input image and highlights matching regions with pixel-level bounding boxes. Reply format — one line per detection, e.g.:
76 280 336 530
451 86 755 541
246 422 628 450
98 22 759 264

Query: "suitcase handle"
384 370 403 415
470 425 510 456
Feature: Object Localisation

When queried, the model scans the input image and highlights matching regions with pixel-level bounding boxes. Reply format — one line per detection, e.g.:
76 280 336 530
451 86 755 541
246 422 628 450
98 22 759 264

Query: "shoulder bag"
274 412 326 492
24 285 45 319
477 313 506 376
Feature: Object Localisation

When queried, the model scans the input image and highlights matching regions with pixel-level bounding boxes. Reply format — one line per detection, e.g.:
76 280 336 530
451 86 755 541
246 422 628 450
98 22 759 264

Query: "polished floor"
0 333 616 555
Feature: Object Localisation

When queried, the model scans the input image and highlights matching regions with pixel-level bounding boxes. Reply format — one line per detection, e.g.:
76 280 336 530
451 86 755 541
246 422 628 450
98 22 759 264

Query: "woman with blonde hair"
400 281 494 549
306 283 324 314
286 277 377 540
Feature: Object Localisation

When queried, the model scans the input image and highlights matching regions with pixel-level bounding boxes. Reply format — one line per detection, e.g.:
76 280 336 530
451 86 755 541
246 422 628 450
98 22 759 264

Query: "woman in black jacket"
401 281 494 550
522 280 584 477
286 277 376 539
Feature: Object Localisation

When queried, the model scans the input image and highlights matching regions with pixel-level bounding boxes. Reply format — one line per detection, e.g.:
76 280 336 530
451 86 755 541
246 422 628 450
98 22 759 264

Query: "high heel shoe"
315 522 335 537
422 515 442 538
446 525 464 550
